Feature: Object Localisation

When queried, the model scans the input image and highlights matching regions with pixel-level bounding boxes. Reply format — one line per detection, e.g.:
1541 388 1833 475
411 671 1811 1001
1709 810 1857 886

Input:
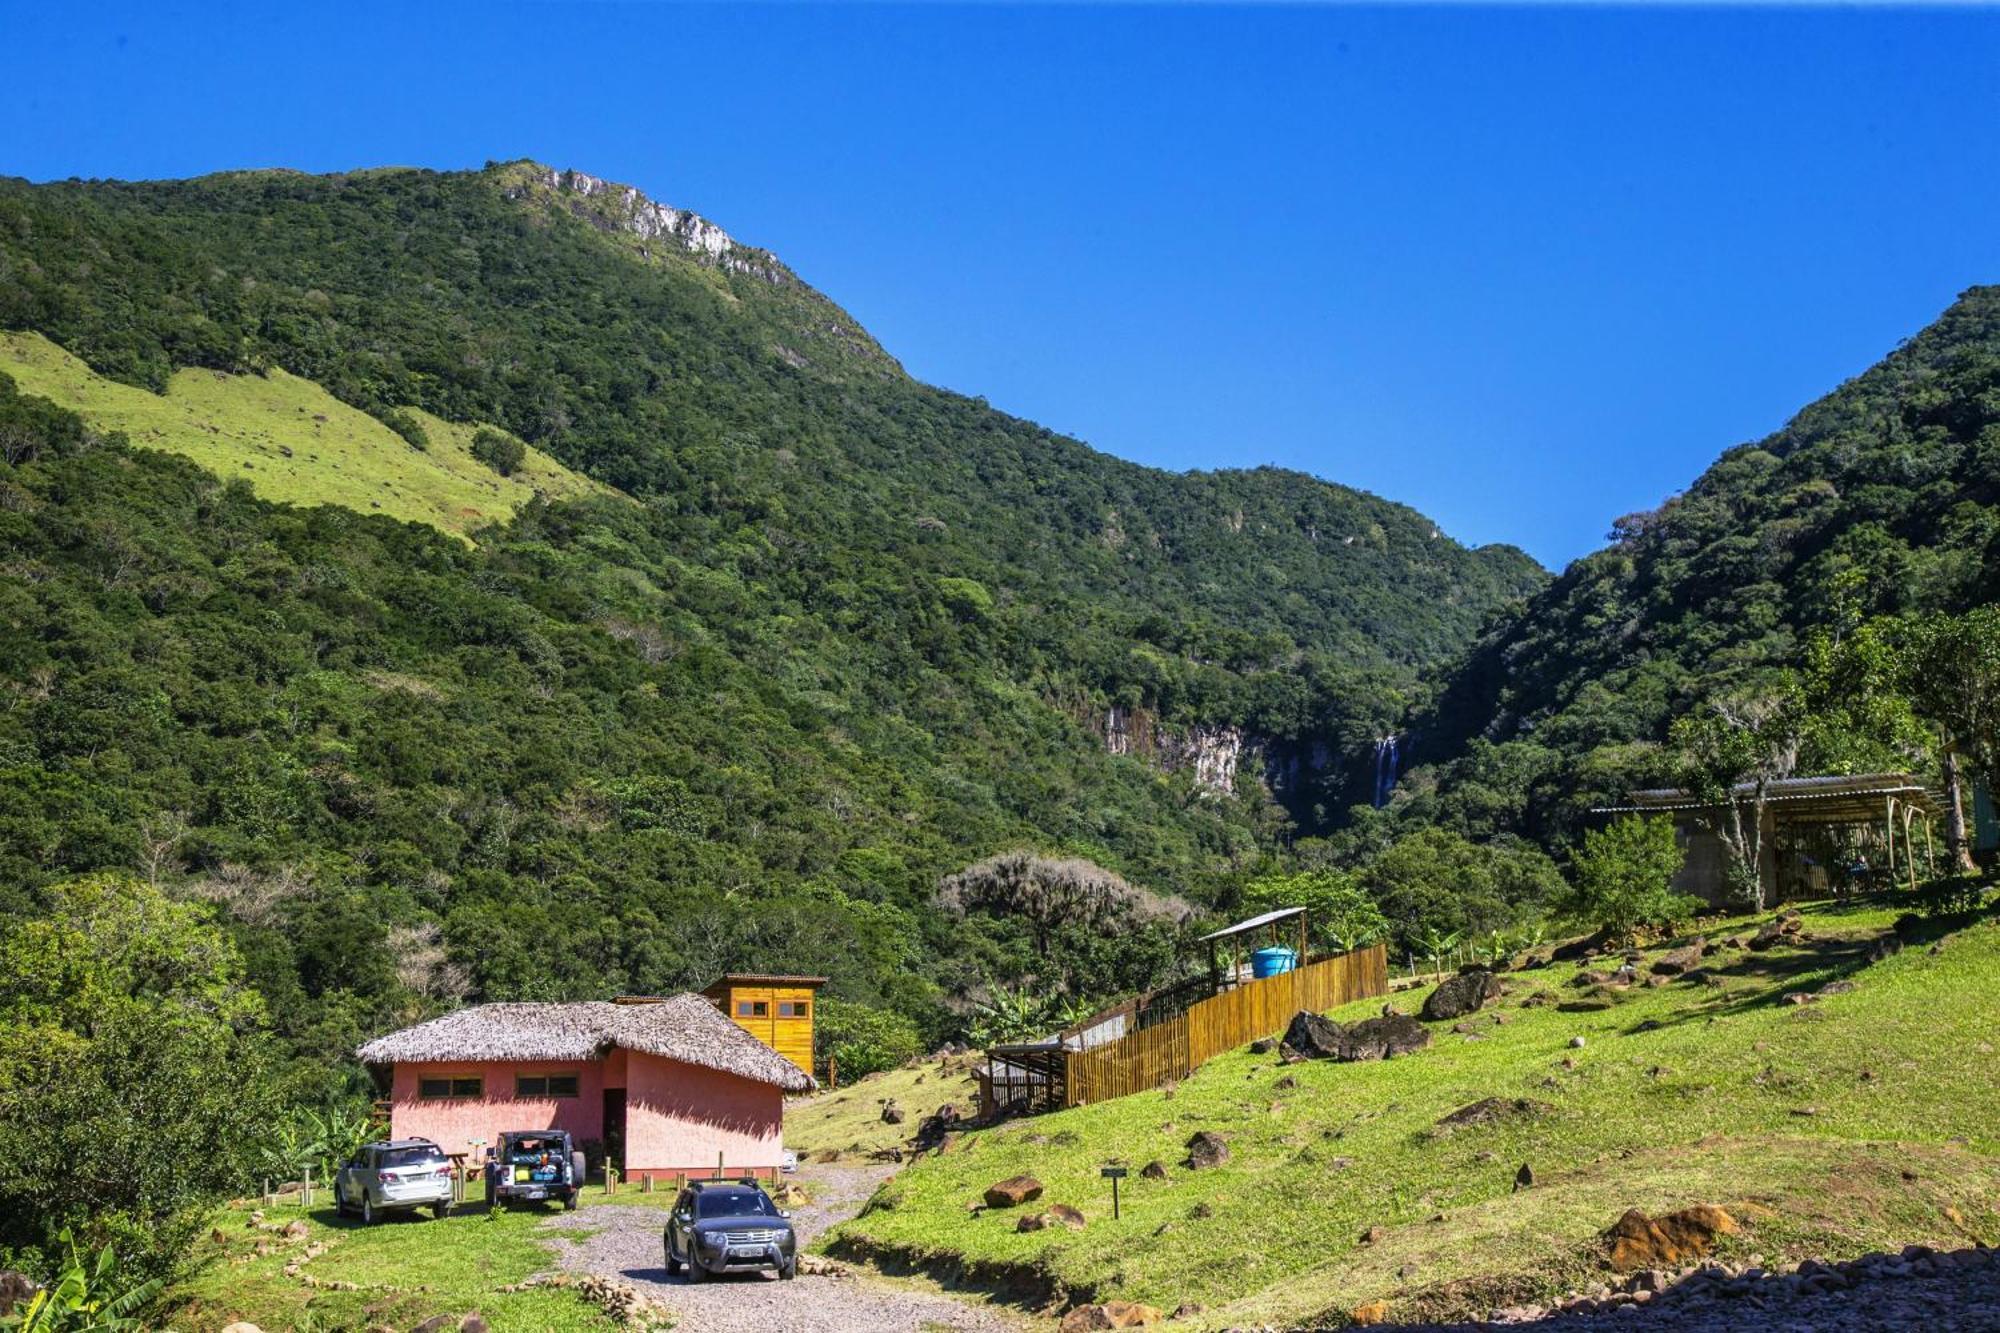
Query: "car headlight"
699 1232 723 1250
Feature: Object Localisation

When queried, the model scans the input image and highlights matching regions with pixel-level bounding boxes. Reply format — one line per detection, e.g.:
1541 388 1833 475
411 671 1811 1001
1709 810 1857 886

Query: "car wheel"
571 1149 588 1190
333 1183 350 1219
664 1242 682 1276
563 1190 579 1211
779 1257 797 1281
360 1192 376 1226
433 1200 453 1220
685 1255 705 1284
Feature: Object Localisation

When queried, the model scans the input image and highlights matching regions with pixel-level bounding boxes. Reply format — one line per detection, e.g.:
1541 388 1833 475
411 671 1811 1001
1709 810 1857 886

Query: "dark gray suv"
663 1180 797 1281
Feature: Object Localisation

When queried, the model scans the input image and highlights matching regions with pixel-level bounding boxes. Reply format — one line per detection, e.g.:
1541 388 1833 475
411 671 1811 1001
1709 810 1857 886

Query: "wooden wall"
716 982 816 1074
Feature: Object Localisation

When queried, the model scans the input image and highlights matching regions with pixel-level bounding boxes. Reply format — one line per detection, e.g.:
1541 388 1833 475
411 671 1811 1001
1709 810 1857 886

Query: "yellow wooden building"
700 973 826 1078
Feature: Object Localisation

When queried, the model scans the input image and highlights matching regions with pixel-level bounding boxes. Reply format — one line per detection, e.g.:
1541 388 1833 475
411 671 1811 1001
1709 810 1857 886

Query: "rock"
1559 999 1614 1013
1248 1037 1276 1054
1571 970 1612 988
1185 1131 1230 1169
1515 1163 1535 1191
1059 1300 1162 1331
1141 1160 1170 1180
411 1318 457 1333
1436 1097 1552 1132
1783 991 1816 1006
1651 938 1706 975
282 1219 310 1240
1018 1204 1086 1232
1189 1202 1213 1219
1605 1205 1739 1272
1279 1010 1345 1060
1817 979 1856 997
1170 1301 1203 1319
881 1101 905 1125
0 1272 38 1318
1747 921 1786 952
1867 932 1904 963
1351 1299 1392 1325
1570 1035 1588 1048
1273 1075 1297 1090
913 1102 964 1152
1422 968 1502 1021
1340 1013 1432 1060
459 1319 490 1333
1645 974 1670 988
1361 1225 1387 1244
219 1325 264 1333
983 1175 1044 1207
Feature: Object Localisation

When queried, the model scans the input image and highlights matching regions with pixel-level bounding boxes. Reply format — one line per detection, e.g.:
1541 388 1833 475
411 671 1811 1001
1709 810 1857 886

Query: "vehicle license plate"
524 1188 547 1200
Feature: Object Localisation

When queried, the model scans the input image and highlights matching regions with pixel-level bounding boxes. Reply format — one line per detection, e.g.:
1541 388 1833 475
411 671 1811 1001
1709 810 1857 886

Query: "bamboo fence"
1063 943 1387 1107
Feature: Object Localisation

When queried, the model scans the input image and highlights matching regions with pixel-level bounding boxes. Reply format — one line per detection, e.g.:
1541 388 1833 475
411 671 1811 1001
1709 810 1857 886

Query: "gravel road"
541 1164 1015 1333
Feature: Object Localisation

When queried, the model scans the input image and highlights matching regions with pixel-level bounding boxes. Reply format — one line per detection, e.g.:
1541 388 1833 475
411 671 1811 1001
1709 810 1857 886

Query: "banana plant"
6 1230 160 1332
1416 926 1462 978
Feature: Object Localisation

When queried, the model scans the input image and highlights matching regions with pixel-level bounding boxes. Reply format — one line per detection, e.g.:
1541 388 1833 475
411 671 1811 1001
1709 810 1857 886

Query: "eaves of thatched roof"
354 993 815 1093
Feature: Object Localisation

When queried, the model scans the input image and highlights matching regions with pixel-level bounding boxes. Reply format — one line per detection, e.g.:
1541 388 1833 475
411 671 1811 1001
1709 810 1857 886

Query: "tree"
471 427 526 477
814 998 921 1083
938 852 1189 958
1350 827 1562 954
1238 869 1388 954
1562 816 1694 942
1897 609 2000 876
1670 681 1802 910
0 874 279 1288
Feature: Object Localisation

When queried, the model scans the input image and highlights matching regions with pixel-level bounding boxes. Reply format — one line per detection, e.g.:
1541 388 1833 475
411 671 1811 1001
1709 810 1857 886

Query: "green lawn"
0 331 610 540
169 1179 652 1332
829 899 2000 1328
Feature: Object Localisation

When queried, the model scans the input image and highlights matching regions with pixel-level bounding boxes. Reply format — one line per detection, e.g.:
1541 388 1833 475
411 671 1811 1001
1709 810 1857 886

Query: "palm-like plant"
8 1230 161 1332
1416 926 1462 977
966 983 1053 1046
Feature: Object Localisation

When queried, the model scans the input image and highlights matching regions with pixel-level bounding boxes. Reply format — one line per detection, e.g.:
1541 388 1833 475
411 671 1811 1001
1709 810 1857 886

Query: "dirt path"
541 1164 1018 1333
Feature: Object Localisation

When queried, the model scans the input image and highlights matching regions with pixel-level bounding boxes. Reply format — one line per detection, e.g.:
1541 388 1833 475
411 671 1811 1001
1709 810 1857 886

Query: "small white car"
334 1138 455 1223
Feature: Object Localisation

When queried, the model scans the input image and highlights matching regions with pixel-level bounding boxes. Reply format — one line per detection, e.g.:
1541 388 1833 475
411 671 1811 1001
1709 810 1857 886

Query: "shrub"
816 997 922 1083
1562 816 1696 942
471 427 526 476
380 407 430 451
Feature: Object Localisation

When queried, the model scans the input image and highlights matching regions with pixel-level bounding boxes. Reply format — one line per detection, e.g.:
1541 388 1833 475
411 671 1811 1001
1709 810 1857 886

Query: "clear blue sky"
4 2 1999 568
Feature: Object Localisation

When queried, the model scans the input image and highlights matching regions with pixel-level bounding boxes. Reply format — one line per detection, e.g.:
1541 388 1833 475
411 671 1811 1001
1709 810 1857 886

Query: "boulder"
1650 938 1706 975
411 1318 457 1333
1514 1163 1535 1191
1339 1013 1430 1061
1140 1160 1170 1180
459 1319 491 1333
1018 1204 1086 1232
1605 1205 1739 1272
1248 1037 1277 1055
983 1175 1044 1208
881 1101 905 1125
913 1103 963 1151
1747 921 1786 952
1867 932 1905 963
1570 970 1611 989
1350 1299 1392 1325
1279 1010 1344 1061
1185 1131 1230 1170
1435 1097 1552 1132
1421 968 1502 1022
1059 1301 1162 1331
282 1219 310 1240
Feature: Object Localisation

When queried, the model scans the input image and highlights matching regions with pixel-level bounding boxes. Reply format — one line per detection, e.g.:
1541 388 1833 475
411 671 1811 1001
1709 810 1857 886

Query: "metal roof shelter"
1201 905 1310 995
1593 772 1940 902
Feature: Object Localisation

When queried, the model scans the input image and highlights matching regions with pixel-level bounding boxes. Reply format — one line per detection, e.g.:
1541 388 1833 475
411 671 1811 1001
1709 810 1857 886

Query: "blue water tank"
1250 946 1298 979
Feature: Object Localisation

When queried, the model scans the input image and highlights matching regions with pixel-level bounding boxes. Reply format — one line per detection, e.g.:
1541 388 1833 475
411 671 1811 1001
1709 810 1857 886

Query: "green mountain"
1405 286 2000 845
0 161 1540 1063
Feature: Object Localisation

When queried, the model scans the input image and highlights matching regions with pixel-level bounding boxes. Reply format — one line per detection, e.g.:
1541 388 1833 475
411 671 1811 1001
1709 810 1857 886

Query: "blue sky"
4 2 1999 568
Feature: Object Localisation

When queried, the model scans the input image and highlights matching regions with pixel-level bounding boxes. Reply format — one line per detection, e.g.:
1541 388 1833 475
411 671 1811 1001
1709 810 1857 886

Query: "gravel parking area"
541 1164 1015 1333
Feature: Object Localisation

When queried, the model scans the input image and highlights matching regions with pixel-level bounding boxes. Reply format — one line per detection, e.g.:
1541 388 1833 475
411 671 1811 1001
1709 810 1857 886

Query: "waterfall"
1372 735 1401 808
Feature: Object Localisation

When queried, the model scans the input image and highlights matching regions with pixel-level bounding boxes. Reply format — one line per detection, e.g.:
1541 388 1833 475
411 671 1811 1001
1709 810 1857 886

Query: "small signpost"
1101 1165 1128 1220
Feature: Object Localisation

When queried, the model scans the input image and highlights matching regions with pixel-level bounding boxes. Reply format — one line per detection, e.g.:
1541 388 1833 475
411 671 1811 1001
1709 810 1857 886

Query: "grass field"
786 1054 985 1160
0 331 609 540
828 898 2000 1328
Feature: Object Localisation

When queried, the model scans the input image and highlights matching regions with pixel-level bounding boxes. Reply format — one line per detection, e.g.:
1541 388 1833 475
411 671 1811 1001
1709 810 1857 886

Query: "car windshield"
504 1137 563 1159
696 1188 775 1218
380 1146 444 1168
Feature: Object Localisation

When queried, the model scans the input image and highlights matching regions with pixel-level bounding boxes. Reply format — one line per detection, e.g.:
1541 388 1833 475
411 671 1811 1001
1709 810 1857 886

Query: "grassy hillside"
0 330 605 539
829 899 2000 1328
787 1053 985 1160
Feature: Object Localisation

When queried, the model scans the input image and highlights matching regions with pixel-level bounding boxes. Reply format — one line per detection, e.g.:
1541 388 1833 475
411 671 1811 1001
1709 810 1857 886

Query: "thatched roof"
355 994 815 1093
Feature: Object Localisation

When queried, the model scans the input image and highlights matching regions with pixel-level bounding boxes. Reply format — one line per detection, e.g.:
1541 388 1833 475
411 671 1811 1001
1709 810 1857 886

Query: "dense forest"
0 161 1541 1076
1400 286 2000 847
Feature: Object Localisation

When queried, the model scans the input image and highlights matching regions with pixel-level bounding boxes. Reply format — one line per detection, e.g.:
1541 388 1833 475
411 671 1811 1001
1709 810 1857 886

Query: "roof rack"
689 1176 767 1189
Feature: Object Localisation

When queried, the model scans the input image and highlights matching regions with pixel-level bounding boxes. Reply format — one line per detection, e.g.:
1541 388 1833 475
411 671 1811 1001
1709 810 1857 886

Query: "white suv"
334 1139 455 1223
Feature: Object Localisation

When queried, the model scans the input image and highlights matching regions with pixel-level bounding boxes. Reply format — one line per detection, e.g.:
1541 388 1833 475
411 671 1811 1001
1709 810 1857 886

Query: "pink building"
356 994 814 1180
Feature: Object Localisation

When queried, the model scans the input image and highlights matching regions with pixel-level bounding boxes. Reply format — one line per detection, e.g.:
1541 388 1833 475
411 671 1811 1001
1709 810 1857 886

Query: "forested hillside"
1402 287 2000 845
0 162 1542 1089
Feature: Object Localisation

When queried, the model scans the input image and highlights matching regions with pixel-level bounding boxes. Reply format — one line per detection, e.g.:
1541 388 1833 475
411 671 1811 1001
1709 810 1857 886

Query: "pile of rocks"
1479 1243 2000 1328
